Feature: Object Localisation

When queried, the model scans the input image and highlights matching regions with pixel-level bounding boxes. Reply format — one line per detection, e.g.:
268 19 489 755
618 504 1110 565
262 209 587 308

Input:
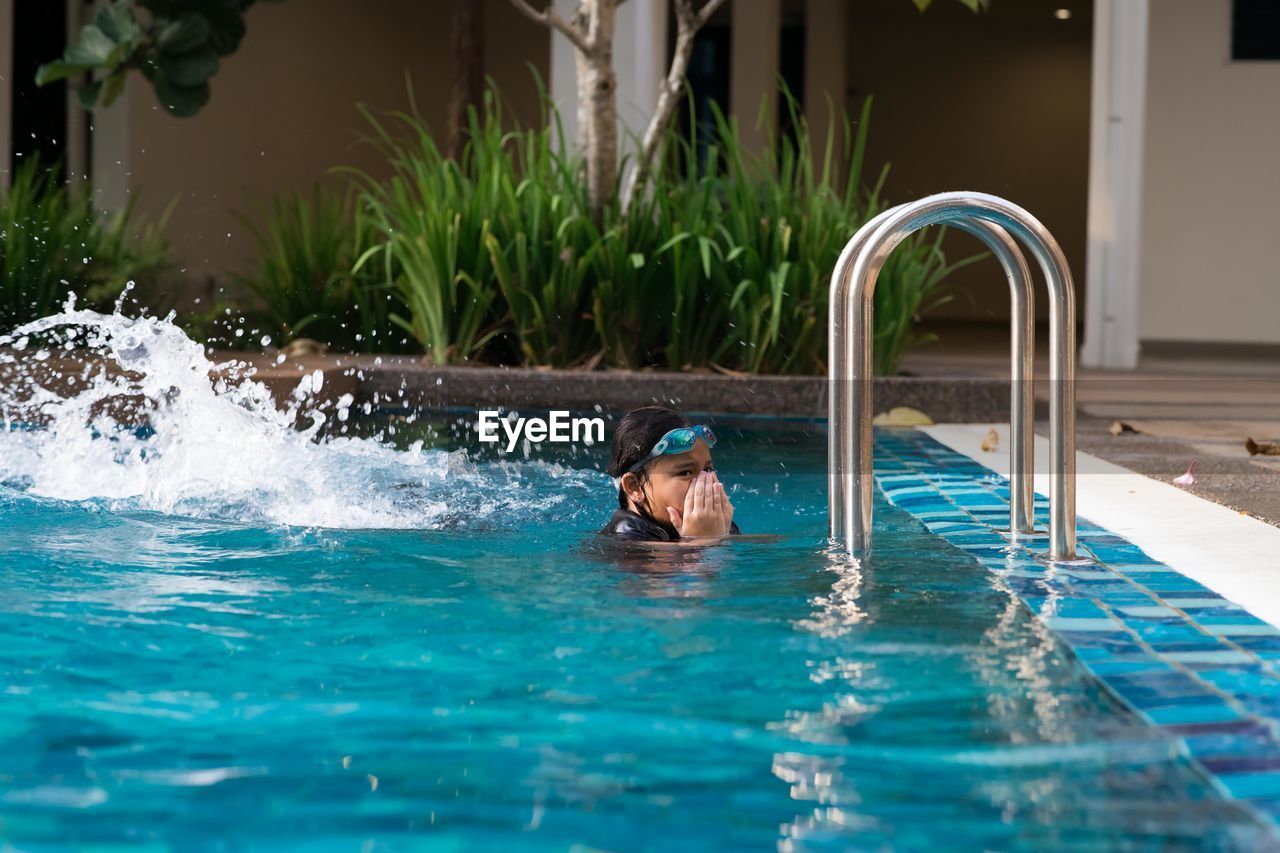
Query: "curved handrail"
835 191 1077 560
828 207 1037 543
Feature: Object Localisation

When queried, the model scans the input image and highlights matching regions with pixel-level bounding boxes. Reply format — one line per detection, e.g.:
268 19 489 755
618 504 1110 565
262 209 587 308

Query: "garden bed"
233 352 1011 422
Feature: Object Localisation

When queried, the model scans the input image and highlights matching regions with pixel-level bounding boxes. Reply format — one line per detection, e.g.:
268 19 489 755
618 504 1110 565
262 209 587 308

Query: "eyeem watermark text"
477 410 604 452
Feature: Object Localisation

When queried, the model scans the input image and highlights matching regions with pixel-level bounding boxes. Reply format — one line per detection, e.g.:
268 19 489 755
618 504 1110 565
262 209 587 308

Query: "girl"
601 406 740 542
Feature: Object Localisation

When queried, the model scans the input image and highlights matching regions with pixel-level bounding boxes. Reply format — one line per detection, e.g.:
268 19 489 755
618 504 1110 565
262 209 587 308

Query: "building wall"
123 0 549 286
0 0 12 187
1140 0 1280 347
846 0 1093 322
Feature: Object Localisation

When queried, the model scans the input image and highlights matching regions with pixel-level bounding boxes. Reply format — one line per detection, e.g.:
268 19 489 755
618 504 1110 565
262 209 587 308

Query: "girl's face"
622 439 715 525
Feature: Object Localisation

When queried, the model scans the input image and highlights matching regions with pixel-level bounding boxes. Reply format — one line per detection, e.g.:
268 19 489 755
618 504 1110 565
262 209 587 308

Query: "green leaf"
139 0 182 16
189 0 249 56
65 24 117 67
35 13 136 88
154 71 210 116
157 13 213 54
36 61 92 86
628 253 645 269
160 46 219 87
94 1 142 44
698 236 713 279
100 72 127 107
655 232 693 254
77 79 103 110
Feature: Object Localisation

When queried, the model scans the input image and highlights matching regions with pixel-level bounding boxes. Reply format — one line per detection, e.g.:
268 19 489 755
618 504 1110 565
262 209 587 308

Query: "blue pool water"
0 415 1271 849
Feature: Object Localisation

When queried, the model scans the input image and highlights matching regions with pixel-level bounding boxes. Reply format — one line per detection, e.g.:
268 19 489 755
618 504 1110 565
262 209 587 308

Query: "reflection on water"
771 513 1263 849
794 546 866 638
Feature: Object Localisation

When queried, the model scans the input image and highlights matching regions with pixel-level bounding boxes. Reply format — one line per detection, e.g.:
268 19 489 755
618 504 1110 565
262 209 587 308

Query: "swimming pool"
0 312 1275 848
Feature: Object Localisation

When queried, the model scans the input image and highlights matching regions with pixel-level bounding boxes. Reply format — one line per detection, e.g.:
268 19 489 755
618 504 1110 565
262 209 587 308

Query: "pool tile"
1115 604 1180 618
1207 624 1280 637
1166 598 1241 610
1200 755 1280 774
1088 660 1169 676
1217 772 1280 800
1145 702 1242 726
1162 650 1258 665
874 428 1280 826
1043 616 1122 632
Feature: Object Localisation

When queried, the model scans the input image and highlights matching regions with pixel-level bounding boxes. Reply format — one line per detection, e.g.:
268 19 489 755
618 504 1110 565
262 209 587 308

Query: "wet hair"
606 406 690 510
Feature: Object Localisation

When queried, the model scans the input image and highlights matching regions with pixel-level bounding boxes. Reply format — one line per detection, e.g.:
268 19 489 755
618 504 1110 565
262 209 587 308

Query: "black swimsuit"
599 507 741 542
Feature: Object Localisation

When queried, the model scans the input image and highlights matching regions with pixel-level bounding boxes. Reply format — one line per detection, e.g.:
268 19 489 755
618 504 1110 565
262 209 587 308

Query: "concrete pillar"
89 81 131 215
65 0 88 186
0 0 13 187
614 0 667 151
804 0 847 184
1081 0 1149 370
548 0 579 147
730 0 781 157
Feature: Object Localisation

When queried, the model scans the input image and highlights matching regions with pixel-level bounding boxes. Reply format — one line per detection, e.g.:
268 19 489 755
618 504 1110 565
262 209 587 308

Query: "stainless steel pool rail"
828 192 1078 561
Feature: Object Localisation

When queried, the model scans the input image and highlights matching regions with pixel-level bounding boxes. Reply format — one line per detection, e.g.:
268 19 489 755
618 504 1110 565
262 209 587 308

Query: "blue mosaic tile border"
876 428 1280 829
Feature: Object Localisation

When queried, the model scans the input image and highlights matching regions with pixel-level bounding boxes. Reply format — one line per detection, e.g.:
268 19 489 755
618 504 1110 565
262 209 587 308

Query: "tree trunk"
507 0 621 221
583 0 618 219
446 0 486 161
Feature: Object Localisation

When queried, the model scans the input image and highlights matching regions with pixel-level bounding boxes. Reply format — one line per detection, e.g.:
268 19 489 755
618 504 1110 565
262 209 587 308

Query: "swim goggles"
625 425 717 474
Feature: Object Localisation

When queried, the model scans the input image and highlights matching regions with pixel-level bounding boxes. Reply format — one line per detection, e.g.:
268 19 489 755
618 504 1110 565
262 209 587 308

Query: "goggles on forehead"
625 425 717 474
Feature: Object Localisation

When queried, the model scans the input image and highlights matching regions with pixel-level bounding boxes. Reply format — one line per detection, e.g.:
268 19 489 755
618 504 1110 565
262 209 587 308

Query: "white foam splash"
0 301 593 530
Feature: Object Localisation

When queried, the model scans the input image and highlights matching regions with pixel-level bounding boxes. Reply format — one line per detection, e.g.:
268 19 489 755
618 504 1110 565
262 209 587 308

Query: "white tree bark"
570 4 592 157
511 0 620 219
582 0 618 218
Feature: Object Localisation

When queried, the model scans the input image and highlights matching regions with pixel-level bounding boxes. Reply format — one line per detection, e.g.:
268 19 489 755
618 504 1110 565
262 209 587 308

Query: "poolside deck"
903 324 1280 527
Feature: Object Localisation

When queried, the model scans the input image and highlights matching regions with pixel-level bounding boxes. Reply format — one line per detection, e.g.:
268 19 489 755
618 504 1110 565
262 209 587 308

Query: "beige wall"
731 0 781 156
846 0 1092 322
1140 0 1280 346
124 0 548 285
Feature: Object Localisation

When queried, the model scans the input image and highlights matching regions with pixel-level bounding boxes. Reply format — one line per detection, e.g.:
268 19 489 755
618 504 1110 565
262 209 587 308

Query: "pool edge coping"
922 423 1280 632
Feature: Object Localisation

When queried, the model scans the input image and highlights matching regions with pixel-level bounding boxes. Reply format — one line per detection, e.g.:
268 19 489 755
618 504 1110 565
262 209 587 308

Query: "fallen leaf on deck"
980 428 999 452
1109 420 1139 436
871 406 934 427
1245 437 1280 456
1173 460 1197 486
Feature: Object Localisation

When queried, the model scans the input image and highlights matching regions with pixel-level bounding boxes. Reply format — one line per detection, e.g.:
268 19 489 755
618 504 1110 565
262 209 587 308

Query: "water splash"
0 301 597 529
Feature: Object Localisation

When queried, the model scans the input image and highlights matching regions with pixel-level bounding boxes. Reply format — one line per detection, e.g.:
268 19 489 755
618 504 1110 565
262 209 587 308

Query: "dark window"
1233 0 1280 60
778 21 805 153
682 23 730 172
11 1 69 176
676 11 806 173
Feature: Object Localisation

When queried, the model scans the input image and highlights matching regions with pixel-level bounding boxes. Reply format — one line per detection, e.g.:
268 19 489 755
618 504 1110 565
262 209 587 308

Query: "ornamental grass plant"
240 81 979 375
351 89 601 367
0 158 168 330
237 184 407 353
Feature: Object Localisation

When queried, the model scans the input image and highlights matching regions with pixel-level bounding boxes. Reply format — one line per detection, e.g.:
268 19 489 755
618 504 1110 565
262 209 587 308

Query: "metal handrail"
828 191 1078 561
828 206 1036 542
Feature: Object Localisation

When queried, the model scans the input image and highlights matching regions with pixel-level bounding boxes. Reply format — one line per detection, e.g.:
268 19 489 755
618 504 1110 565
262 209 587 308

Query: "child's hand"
667 471 734 539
